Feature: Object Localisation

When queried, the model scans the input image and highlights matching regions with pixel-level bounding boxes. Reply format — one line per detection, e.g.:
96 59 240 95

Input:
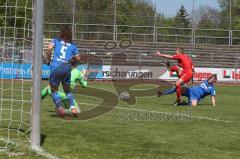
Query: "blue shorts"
49 64 71 86
183 87 200 103
189 88 200 102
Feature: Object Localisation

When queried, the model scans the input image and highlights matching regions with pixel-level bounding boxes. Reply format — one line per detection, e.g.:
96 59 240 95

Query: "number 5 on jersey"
60 45 67 59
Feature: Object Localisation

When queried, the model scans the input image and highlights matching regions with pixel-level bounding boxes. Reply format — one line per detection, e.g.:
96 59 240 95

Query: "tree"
218 0 240 29
194 6 221 29
156 13 175 27
117 0 155 26
171 5 191 43
174 5 190 28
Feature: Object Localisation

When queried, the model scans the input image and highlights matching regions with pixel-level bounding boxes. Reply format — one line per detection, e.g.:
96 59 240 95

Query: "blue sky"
154 0 220 17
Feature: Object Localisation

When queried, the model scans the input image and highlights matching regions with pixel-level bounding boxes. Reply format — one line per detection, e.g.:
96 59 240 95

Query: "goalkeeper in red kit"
155 48 194 105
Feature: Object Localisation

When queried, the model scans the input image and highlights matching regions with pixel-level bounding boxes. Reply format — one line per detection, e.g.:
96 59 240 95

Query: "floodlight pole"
191 0 195 45
72 0 76 40
229 0 232 46
31 0 44 150
229 0 232 30
153 0 157 43
113 0 117 41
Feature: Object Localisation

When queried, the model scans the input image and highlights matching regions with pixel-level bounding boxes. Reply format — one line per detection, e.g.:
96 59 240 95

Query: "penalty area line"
44 100 240 124
114 106 240 124
0 138 61 159
31 146 61 159
76 102 240 124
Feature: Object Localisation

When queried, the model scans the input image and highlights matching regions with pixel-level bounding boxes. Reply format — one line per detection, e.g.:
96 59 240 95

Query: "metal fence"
43 23 240 45
2 0 240 66
42 0 240 45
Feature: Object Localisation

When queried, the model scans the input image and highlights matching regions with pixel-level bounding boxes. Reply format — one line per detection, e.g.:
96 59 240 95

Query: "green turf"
0 80 240 159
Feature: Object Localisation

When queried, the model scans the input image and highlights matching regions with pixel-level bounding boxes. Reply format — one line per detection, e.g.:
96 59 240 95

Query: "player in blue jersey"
158 74 217 106
46 26 81 117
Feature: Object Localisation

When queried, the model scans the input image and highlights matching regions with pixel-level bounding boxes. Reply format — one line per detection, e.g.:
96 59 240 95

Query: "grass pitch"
0 80 240 159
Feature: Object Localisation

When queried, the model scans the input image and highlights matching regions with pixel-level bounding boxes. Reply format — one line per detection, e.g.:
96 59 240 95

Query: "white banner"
102 65 167 79
101 65 240 81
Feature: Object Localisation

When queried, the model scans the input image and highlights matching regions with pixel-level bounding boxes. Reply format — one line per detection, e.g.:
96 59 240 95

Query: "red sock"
176 85 181 101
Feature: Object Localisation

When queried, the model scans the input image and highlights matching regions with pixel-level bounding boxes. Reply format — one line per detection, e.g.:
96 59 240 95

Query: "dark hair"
208 74 217 81
59 26 72 43
176 47 184 53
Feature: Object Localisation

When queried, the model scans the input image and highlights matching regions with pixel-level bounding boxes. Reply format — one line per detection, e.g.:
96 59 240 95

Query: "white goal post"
30 0 44 150
0 0 44 153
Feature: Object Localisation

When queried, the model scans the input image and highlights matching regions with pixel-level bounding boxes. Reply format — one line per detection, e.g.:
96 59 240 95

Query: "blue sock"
52 92 62 108
66 92 75 108
162 87 176 95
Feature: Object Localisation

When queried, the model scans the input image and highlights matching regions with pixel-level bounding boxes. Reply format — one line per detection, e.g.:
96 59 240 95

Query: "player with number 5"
46 26 81 117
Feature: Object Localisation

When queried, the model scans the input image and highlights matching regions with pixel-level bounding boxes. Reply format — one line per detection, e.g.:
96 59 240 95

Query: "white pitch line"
130 88 157 91
114 106 240 124
31 147 61 159
44 100 240 124
0 138 60 159
79 102 240 124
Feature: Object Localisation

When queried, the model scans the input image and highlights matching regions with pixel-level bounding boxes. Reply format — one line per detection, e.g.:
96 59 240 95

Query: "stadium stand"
77 40 240 68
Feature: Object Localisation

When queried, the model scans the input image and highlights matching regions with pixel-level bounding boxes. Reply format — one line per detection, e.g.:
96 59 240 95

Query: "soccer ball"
120 91 130 100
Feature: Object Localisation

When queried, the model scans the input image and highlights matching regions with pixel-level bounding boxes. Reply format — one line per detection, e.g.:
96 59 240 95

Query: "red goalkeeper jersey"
172 54 193 73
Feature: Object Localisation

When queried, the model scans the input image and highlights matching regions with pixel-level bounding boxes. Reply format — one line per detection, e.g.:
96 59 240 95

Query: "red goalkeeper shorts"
180 71 193 83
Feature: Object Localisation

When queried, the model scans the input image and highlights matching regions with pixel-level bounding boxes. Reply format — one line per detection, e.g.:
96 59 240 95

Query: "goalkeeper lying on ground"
41 66 88 113
157 74 217 106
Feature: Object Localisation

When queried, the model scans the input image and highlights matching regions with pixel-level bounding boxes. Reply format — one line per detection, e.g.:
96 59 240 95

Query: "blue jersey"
188 80 216 101
50 38 79 72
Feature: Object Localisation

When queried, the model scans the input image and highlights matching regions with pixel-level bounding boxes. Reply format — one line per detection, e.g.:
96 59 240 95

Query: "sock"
66 92 75 108
162 87 176 95
41 87 49 100
73 99 78 107
176 84 181 101
58 92 67 100
52 92 62 108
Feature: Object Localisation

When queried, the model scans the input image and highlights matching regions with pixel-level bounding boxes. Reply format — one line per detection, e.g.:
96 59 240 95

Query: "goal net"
0 0 33 153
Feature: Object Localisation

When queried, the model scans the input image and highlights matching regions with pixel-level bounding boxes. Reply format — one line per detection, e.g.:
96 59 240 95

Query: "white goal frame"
30 0 44 150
